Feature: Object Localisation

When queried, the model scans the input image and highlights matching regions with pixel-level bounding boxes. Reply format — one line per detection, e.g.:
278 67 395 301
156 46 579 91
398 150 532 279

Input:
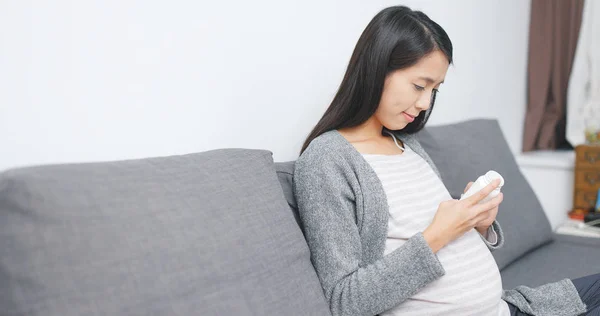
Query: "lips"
402 112 416 122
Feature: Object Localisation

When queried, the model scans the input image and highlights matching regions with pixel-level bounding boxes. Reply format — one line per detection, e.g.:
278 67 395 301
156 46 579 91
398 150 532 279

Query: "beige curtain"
522 0 585 152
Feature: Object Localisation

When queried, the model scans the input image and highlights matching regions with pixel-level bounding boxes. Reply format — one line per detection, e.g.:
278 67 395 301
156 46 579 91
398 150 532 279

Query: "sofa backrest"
274 161 301 229
0 149 331 316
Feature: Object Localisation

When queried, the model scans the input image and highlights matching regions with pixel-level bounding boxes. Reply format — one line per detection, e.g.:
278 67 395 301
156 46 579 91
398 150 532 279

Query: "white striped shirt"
362 144 510 316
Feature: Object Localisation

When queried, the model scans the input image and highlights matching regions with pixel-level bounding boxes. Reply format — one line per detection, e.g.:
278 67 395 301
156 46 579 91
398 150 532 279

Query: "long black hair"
300 6 453 155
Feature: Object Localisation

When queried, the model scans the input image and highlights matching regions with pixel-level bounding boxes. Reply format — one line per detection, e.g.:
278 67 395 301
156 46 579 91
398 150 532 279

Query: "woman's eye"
413 84 425 91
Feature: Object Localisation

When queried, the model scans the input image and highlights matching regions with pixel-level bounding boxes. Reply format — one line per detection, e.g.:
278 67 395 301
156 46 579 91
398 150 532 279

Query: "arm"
293 152 445 316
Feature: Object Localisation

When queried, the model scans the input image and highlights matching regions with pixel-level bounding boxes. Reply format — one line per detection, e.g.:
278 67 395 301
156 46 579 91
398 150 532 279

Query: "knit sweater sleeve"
293 148 446 316
479 220 505 251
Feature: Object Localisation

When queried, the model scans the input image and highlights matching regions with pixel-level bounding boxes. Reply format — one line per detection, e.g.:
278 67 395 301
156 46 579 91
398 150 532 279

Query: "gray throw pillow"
0 149 331 316
416 119 554 270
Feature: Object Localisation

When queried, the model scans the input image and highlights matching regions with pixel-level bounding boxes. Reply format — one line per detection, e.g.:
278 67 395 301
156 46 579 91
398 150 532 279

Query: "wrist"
476 225 489 236
423 227 445 253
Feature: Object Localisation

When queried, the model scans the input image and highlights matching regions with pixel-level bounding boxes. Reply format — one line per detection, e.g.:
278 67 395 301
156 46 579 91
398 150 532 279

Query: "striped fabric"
362 143 510 316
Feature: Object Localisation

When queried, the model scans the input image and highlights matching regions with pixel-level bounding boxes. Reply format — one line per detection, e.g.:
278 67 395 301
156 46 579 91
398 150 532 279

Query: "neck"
349 116 386 141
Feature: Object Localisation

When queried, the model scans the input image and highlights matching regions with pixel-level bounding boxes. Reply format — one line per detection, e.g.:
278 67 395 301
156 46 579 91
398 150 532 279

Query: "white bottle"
460 170 505 204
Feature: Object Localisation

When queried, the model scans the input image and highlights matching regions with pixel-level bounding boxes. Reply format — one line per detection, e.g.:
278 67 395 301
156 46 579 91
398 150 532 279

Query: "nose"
415 90 432 111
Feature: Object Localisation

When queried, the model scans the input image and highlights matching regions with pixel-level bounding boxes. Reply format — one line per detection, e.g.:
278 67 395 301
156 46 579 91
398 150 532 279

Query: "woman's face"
375 50 450 130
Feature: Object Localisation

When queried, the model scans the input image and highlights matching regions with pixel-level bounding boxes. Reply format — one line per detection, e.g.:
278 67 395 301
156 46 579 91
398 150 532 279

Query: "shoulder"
294 130 354 180
296 130 346 166
293 131 358 200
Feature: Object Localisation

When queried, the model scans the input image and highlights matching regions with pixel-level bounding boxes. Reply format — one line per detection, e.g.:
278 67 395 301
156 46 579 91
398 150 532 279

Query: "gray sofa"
1 119 599 315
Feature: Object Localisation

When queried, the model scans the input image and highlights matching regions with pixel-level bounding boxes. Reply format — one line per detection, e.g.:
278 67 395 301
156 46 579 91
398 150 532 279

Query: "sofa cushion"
0 149 331 316
416 119 554 270
501 233 600 289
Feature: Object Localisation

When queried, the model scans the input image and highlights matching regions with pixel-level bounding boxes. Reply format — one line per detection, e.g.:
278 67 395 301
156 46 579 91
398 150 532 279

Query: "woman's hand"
463 181 502 234
423 179 503 253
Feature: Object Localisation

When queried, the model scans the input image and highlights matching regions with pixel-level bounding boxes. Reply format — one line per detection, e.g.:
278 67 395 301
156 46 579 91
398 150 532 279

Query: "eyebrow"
419 76 445 84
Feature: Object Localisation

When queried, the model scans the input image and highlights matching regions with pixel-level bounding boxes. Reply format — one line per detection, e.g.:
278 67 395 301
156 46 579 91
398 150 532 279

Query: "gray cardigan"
293 129 586 316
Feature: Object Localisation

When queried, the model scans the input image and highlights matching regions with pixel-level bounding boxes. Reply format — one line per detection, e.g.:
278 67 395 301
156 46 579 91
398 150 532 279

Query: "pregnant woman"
293 5 600 316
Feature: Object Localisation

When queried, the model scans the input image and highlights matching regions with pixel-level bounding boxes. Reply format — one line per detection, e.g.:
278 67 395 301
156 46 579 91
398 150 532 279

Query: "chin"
385 122 408 131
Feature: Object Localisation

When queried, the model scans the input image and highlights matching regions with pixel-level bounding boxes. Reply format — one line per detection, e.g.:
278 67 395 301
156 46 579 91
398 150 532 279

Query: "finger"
464 181 474 193
463 179 501 205
471 209 491 227
472 192 503 214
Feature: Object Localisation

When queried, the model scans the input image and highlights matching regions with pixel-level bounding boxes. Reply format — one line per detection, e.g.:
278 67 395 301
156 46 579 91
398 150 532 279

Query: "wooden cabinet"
574 145 600 210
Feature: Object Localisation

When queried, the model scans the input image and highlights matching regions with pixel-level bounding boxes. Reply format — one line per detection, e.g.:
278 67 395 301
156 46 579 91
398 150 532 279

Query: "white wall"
518 155 575 230
0 0 531 171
